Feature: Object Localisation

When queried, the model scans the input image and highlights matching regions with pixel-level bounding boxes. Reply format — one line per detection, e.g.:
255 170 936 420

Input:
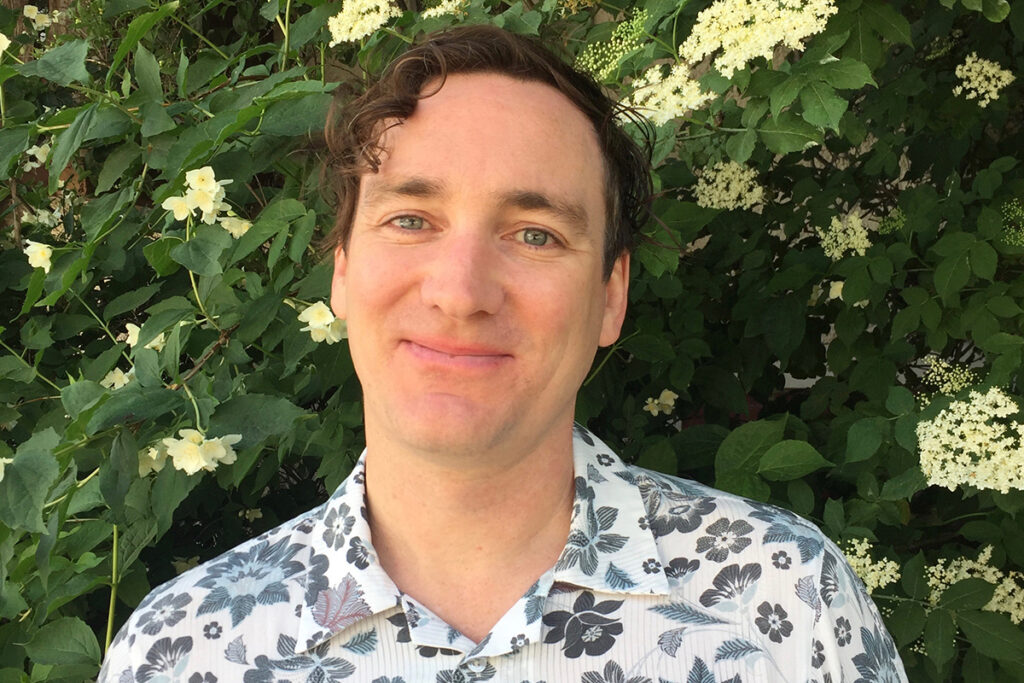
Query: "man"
100 26 907 682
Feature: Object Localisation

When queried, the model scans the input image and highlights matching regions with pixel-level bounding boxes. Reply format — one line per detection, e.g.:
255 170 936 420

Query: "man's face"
330 73 629 461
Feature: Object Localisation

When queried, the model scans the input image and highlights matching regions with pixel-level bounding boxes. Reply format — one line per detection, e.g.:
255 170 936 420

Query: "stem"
184 217 219 330
0 339 60 391
105 524 119 652
73 291 125 350
584 330 639 386
171 15 229 60
0 81 6 127
43 467 100 509
182 381 204 429
280 0 292 71
382 27 414 44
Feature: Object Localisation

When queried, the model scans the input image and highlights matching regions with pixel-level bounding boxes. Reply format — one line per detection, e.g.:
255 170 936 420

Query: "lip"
401 338 513 368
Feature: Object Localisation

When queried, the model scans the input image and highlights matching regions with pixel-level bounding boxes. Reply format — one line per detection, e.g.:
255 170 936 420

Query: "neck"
362 422 576 641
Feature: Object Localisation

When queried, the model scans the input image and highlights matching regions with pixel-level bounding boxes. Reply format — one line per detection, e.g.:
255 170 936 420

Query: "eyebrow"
360 176 592 237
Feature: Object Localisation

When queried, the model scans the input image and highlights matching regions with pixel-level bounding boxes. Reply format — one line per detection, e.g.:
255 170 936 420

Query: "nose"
419 230 504 319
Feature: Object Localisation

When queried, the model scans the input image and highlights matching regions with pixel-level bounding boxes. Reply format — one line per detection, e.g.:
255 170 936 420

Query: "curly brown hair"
322 24 652 280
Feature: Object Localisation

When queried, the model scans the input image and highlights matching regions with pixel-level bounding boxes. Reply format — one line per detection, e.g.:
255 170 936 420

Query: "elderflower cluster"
927 546 1024 624
921 356 977 398
680 0 838 78
150 429 243 476
421 0 467 19
693 161 764 210
625 63 714 125
916 386 1024 494
877 207 906 235
843 538 900 595
576 11 648 81
327 0 401 46
23 240 53 273
23 142 50 172
1003 198 1024 248
644 389 679 416
298 302 347 344
953 53 1014 108
816 214 871 261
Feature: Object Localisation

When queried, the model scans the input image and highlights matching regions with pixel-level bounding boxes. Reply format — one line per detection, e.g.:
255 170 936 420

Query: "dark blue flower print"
771 550 791 569
557 502 628 575
745 500 825 564
385 611 459 658
304 551 330 606
347 536 371 570
136 636 192 682
665 557 700 582
852 625 902 683
835 616 853 646
642 558 661 574
820 550 841 607
700 563 762 607
696 518 754 562
543 591 624 658
195 538 304 627
371 678 406 683
812 638 825 668
580 660 652 683
202 621 222 640
323 503 356 550
754 601 792 643
596 453 614 467
436 661 496 683
137 592 191 636
510 634 529 653
189 674 216 683
243 635 355 683
640 484 717 539
637 516 648 530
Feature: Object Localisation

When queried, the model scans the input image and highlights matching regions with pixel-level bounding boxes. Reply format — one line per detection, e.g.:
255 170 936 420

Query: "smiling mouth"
402 339 512 368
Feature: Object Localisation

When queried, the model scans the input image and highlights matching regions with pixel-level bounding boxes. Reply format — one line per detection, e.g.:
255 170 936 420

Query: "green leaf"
140 101 177 138
845 417 885 463
986 295 1023 318
106 2 180 90
885 386 916 415
134 44 162 101
939 577 996 611
715 417 786 486
879 466 926 500
623 334 676 362
770 75 806 118
96 143 141 193
144 237 182 276
635 439 676 474
100 431 138 516
823 497 845 534
962 648 996 683
958 610 1024 662
809 58 876 89
888 601 926 647
23 616 100 667
863 0 913 45
61 380 106 419
758 113 823 154
924 608 956 669
0 429 60 533
725 129 756 163
978 332 1024 354
81 186 136 243
757 440 830 480
48 103 98 193
969 241 998 280
208 394 306 449
934 252 970 304
982 0 1011 21
170 231 228 276
86 385 185 434
14 40 90 86
103 283 162 321
0 126 29 181
902 552 929 600
800 81 847 132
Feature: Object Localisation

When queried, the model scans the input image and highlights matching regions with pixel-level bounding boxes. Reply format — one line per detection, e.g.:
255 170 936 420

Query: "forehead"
359 73 606 217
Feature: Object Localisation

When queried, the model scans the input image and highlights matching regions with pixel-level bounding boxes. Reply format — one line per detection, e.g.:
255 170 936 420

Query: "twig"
169 324 239 389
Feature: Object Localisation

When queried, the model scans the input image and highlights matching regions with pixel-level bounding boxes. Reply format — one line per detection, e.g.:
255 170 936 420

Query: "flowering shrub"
0 0 1022 680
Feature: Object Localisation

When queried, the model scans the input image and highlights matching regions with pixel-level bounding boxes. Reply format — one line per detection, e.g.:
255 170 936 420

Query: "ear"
329 244 348 320
598 251 629 347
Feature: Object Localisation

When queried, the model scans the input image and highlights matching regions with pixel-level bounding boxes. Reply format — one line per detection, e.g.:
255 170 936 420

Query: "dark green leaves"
0 429 60 533
208 394 306 449
15 40 91 86
758 440 830 480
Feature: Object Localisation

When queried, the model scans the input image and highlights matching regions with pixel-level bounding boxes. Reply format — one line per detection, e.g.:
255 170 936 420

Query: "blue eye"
394 216 424 230
520 228 552 246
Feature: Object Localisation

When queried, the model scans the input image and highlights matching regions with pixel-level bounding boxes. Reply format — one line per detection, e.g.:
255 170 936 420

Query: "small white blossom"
161 195 192 221
328 0 401 46
0 456 13 483
816 213 871 261
625 63 714 126
23 240 53 273
843 538 900 594
644 389 679 416
185 166 219 193
576 11 648 81
100 367 134 390
138 444 168 477
828 281 844 301
21 207 60 228
953 53 1014 108
298 302 348 344
0 34 10 55
163 167 233 224
928 545 1024 624
163 429 242 476
693 161 764 210
22 143 50 172
125 323 166 352
421 0 467 19
219 216 252 239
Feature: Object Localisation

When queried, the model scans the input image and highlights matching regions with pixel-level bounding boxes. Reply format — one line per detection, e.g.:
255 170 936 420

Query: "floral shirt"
99 425 907 683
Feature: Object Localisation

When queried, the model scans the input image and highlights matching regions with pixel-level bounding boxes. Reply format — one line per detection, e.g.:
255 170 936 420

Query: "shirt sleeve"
813 541 909 682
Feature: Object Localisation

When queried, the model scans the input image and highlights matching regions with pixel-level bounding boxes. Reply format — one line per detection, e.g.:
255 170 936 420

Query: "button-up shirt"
99 425 907 682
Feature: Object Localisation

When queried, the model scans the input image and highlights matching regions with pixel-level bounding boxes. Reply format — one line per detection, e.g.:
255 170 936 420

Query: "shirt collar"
296 424 670 656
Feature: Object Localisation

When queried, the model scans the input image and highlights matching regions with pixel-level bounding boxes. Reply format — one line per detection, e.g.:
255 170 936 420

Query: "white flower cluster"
21 206 61 229
100 367 134 390
953 53 1014 108
921 356 976 397
576 11 648 81
693 160 765 210
927 545 1024 625
625 63 714 126
23 240 53 273
161 166 251 238
843 538 900 595
916 386 1024 494
816 213 871 261
142 429 243 477
680 0 838 78
23 5 56 32
644 389 679 416
328 0 401 46
23 142 50 172
421 0 467 19
298 302 347 344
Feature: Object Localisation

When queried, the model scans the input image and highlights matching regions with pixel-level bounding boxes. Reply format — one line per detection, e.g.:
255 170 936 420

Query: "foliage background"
1 0 1023 680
